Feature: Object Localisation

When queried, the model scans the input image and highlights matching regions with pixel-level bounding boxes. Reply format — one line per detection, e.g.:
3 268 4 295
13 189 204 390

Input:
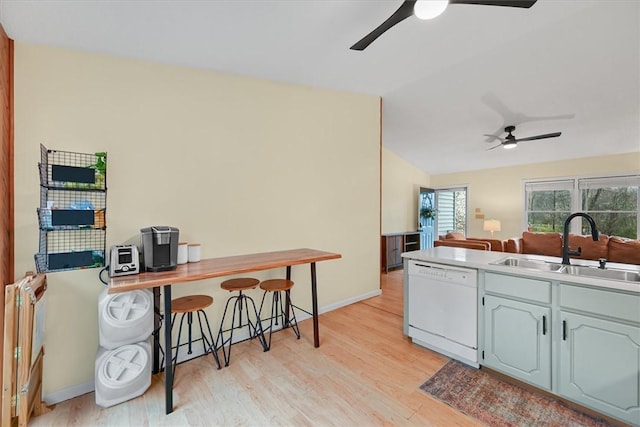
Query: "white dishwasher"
407 260 478 367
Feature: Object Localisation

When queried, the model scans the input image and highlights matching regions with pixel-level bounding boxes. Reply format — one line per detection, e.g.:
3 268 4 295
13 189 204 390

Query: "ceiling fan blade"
350 0 416 51
450 0 537 7
513 132 562 143
487 144 503 150
483 134 505 143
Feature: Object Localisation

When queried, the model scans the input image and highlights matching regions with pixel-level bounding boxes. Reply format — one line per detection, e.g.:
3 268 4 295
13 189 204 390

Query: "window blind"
525 180 574 192
578 175 640 190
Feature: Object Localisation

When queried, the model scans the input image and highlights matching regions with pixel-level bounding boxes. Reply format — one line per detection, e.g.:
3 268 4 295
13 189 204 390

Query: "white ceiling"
1 0 638 174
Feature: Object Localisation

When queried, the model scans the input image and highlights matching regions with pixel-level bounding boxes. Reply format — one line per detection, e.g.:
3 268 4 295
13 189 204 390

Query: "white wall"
381 148 430 234
14 43 381 398
430 152 640 240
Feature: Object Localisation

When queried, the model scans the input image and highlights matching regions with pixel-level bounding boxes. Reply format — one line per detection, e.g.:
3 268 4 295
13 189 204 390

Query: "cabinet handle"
542 315 547 335
562 320 567 341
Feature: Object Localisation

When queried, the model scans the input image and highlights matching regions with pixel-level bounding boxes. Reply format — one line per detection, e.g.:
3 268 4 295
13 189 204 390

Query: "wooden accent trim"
108 248 341 293
0 23 14 424
379 97 383 278
0 24 14 285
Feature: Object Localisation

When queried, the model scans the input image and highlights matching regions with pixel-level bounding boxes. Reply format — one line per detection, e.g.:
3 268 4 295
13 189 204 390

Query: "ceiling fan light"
503 142 517 149
414 0 449 20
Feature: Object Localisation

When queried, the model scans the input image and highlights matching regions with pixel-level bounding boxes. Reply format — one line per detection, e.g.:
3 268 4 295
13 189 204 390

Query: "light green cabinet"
483 295 551 389
481 271 640 426
559 311 640 425
557 283 640 426
481 272 552 390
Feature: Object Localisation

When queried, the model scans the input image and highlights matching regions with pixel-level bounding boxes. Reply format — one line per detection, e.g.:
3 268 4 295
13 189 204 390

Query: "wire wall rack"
35 144 107 273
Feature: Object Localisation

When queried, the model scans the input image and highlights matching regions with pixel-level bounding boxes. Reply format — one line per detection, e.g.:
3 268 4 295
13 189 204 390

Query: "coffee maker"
140 226 179 272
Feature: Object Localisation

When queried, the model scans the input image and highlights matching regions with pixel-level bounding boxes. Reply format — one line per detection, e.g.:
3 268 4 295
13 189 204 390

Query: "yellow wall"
431 153 640 240
381 148 430 234
14 43 381 397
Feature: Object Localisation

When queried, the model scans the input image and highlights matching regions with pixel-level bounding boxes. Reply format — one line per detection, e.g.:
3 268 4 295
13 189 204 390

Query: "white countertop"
402 247 640 294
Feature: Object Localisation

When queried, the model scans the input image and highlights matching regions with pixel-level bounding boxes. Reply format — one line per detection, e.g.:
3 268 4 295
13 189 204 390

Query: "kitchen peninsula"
403 246 640 426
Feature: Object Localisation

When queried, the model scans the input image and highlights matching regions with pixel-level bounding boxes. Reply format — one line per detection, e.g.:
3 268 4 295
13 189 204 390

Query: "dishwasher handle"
412 262 448 271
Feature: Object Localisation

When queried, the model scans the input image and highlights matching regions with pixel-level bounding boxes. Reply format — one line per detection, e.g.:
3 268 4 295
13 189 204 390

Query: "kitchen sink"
491 257 565 272
561 265 640 282
492 256 640 283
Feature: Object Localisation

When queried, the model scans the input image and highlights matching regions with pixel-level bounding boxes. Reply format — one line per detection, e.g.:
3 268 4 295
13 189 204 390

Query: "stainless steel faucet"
562 212 599 265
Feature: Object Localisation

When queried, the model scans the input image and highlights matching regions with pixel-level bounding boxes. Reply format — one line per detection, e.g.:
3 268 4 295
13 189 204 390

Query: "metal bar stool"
216 278 268 366
166 295 221 375
258 279 300 350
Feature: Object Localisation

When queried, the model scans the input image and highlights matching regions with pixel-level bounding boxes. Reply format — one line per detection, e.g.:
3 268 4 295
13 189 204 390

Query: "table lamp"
483 219 501 238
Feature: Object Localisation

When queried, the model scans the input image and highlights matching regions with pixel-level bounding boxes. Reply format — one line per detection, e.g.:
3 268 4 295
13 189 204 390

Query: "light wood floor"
31 270 481 426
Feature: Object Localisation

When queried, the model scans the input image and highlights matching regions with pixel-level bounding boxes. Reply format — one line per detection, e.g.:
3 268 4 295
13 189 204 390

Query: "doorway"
435 187 467 237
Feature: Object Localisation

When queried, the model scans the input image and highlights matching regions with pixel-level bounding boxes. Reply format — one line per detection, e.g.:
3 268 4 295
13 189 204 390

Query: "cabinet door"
483 295 551 390
387 236 402 268
559 312 640 426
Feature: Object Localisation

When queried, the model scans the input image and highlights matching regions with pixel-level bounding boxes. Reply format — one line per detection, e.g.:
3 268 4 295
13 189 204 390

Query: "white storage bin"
95 339 151 408
98 288 153 349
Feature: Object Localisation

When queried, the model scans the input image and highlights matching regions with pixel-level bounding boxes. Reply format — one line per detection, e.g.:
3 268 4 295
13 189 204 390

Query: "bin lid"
104 290 151 323
99 344 148 387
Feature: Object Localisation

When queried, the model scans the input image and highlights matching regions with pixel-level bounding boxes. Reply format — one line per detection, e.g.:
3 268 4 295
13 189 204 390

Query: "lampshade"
503 141 517 149
414 0 449 20
483 219 501 233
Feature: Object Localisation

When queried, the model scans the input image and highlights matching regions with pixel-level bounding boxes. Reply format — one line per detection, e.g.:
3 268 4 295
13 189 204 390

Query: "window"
435 187 467 237
525 175 639 239
579 177 639 238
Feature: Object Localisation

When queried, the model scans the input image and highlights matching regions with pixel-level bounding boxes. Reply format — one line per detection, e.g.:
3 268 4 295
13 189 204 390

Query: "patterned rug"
419 360 615 427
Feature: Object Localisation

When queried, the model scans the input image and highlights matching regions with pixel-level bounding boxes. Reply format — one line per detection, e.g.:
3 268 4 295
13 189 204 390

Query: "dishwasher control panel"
408 261 477 286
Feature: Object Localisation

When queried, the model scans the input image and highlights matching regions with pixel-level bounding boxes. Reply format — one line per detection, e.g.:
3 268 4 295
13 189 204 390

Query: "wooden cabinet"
382 234 402 273
404 233 421 253
381 232 420 273
481 273 552 390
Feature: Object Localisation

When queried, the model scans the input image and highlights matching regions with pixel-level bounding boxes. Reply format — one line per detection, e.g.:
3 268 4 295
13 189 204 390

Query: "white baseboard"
319 289 382 314
44 380 95 405
43 288 382 405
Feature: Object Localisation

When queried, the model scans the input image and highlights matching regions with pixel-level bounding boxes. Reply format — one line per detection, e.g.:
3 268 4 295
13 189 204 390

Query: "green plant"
90 152 107 187
420 207 437 219
91 152 106 175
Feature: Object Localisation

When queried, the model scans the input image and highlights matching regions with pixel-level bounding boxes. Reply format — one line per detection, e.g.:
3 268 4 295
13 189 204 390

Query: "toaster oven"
109 244 140 277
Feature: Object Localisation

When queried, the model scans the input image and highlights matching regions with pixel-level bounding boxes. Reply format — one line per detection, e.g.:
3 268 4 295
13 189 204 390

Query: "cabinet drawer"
484 272 551 304
559 284 640 324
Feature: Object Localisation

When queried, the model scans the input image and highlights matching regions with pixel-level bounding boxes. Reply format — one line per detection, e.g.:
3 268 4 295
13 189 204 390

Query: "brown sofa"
505 231 640 265
435 232 504 252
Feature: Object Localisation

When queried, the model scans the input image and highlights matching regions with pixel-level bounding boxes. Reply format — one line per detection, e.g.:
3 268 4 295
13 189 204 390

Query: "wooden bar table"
108 248 341 414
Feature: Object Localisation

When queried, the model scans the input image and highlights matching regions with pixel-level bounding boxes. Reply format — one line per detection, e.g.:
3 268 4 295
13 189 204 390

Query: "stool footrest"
161 306 222 375
258 287 301 351
217 292 268 367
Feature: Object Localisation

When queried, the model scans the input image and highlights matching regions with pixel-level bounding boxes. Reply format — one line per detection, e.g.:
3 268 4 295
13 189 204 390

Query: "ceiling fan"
350 0 538 51
486 125 561 150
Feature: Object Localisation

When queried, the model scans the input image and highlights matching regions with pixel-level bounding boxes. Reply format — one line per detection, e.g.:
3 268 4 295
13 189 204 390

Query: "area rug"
420 360 614 427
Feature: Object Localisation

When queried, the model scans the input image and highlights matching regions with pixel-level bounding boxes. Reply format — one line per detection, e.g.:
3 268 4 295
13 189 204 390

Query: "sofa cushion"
568 234 609 261
522 232 562 257
467 238 504 251
445 232 465 240
434 240 490 250
607 237 640 265
505 238 523 254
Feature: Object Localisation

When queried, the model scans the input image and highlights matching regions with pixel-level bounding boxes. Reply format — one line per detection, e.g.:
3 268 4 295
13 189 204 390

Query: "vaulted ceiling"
1 0 638 174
